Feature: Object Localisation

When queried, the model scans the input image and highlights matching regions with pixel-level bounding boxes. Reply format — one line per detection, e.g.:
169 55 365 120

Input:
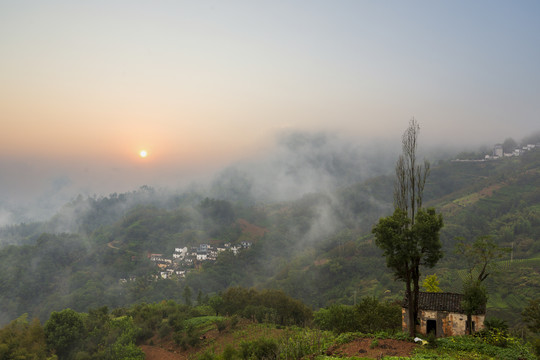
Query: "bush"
158 322 172 338
230 315 239 329
278 328 335 359
355 297 401 333
221 344 239 360
215 319 227 333
314 304 359 333
484 317 509 332
437 335 536 360
240 338 278 360
425 332 438 349
314 297 401 334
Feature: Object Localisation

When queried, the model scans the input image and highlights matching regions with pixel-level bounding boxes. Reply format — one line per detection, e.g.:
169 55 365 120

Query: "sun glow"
139 150 148 158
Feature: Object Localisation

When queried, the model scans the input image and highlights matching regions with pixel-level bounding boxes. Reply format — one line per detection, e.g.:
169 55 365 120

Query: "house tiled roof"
403 292 486 315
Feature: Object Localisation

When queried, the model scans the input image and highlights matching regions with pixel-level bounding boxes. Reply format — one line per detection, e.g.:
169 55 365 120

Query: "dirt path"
140 344 187 360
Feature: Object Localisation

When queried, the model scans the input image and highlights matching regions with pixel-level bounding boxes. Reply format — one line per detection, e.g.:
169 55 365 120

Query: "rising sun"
139 150 148 158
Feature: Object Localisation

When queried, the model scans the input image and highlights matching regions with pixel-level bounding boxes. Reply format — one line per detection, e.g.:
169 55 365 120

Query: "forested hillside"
0 146 539 330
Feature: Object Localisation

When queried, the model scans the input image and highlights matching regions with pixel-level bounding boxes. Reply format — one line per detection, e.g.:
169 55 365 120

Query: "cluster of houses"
148 242 252 280
453 142 539 162
485 143 538 160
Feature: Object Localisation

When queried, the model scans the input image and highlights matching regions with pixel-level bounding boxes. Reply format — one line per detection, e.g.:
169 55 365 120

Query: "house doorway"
426 320 437 336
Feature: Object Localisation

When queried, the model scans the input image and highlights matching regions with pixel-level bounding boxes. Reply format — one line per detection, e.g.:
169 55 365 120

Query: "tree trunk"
406 277 415 337
466 314 473 335
412 264 420 336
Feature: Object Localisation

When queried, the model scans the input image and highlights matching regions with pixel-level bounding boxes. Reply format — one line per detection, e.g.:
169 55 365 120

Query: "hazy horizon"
1 1 539 223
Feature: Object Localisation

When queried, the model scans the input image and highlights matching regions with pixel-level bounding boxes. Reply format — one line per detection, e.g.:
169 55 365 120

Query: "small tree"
44 309 85 358
456 235 509 334
461 277 488 334
456 235 510 283
522 298 540 334
422 274 442 293
182 285 192 307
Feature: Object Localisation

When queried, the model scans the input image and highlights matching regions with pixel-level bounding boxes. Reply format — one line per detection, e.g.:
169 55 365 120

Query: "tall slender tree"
372 119 443 337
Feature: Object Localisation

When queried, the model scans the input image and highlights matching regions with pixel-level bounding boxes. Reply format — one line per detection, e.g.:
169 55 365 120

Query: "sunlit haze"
1 1 539 221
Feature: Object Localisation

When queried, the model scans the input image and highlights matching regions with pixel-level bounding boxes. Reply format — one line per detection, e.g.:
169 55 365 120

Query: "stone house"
402 292 486 337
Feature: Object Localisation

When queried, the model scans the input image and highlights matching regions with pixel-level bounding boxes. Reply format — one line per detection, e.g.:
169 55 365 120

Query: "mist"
0 130 397 227
2 127 539 230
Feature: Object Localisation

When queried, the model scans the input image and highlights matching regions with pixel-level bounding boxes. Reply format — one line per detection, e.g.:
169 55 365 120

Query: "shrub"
215 319 227 333
278 328 335 359
484 317 509 332
230 315 239 329
221 344 239 360
314 304 359 333
314 297 401 334
425 332 438 349
158 322 172 338
240 338 278 360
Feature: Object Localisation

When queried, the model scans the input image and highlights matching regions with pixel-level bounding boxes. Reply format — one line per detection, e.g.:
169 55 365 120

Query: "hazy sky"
1 1 540 213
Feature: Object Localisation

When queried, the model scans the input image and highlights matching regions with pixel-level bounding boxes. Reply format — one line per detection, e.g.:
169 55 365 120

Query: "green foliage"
483 317 508 332
174 322 202 350
456 235 510 282
221 344 239 360
425 331 438 349
355 297 401 334
422 274 442 292
372 208 443 281
434 334 536 360
239 338 278 360
314 304 359 333
44 309 85 358
215 318 228 332
1 144 539 333
183 285 193 306
277 328 335 359
314 297 401 334
0 314 49 360
219 287 312 326
109 342 145 360
461 277 488 334
522 298 540 334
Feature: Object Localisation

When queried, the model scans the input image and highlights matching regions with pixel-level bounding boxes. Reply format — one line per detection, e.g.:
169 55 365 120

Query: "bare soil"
141 321 282 360
325 338 417 359
142 334 417 360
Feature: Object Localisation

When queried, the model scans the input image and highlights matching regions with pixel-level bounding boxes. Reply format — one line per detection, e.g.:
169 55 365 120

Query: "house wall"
402 308 485 337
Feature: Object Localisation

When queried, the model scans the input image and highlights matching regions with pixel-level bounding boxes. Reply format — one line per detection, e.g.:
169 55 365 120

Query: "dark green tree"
522 298 540 334
372 119 444 337
44 308 85 358
461 277 488 334
183 285 193 307
208 294 224 316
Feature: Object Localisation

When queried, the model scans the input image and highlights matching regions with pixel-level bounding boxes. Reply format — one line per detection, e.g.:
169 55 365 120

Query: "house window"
426 320 436 336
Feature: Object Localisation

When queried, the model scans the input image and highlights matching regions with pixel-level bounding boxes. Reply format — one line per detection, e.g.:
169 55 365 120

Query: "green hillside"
0 146 538 332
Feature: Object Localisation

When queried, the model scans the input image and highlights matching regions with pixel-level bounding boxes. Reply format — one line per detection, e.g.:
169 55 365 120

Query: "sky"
1 1 540 219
